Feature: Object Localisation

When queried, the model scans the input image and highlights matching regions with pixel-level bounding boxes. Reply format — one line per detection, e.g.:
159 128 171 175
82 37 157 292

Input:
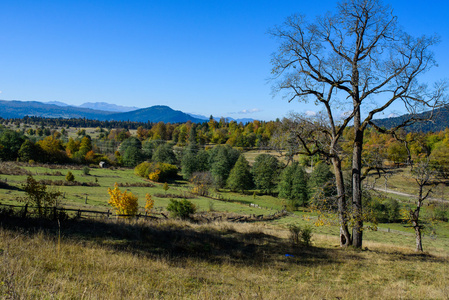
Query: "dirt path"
372 187 449 203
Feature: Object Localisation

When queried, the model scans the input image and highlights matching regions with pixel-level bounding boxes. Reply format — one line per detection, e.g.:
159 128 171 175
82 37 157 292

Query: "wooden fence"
0 203 162 220
0 203 288 223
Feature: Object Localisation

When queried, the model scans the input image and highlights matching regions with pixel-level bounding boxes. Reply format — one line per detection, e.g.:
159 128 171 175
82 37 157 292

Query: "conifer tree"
227 155 253 193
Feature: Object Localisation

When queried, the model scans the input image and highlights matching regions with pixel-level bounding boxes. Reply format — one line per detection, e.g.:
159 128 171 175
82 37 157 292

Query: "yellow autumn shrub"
148 169 161 182
107 183 139 217
144 193 154 215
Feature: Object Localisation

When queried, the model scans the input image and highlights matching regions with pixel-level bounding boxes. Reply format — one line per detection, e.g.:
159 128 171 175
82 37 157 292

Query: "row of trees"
4 116 449 175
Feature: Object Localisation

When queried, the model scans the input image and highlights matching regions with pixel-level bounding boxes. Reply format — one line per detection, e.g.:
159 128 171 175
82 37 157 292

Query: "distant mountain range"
0 100 114 120
371 105 449 133
2 99 448 130
0 100 255 124
0 100 202 123
46 101 139 112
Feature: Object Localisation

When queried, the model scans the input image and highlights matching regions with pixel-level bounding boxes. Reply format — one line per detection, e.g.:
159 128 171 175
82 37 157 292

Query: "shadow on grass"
1 215 335 267
0 181 23 191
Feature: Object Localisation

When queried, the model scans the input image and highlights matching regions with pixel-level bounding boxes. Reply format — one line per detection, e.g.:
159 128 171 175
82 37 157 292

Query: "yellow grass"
1 218 448 299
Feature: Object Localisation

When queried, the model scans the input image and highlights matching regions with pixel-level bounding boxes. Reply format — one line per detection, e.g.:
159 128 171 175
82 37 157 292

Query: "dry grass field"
0 216 448 299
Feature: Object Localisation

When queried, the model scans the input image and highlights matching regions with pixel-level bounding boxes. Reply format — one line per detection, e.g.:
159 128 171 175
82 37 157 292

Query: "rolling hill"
106 105 204 123
0 100 203 124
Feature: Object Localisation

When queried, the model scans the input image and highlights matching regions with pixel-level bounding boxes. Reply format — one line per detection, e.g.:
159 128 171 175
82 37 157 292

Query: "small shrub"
300 226 313 246
65 171 75 182
288 224 313 246
20 175 62 218
145 193 154 216
82 166 90 175
163 182 169 194
167 199 196 220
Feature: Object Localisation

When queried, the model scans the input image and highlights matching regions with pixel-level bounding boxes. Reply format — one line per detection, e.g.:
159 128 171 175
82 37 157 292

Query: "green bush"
300 226 313 246
134 161 151 177
82 166 90 175
288 224 313 246
367 196 400 223
167 199 196 220
65 171 75 182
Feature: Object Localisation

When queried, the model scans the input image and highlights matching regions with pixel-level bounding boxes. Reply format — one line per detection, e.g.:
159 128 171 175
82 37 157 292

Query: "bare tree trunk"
352 109 364 248
332 156 351 247
413 220 423 252
413 186 424 252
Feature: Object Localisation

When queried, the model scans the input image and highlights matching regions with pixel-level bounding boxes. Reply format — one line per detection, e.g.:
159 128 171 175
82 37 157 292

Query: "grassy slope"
1 162 449 298
1 162 449 252
0 218 448 300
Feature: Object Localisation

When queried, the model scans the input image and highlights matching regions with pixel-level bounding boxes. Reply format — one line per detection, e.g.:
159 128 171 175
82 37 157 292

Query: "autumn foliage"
144 193 154 215
107 183 139 217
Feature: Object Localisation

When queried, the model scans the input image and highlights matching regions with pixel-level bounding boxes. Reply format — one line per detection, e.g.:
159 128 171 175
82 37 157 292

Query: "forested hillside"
372 105 449 133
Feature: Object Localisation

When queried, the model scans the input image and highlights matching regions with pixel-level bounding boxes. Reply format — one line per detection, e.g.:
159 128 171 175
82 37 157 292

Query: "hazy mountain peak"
46 101 70 107
79 102 139 112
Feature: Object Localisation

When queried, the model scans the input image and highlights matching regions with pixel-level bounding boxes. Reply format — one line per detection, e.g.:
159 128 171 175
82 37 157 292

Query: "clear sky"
0 0 448 121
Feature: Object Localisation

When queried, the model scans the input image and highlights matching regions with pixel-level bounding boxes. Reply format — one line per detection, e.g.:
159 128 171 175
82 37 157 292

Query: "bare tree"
409 159 437 252
270 0 447 248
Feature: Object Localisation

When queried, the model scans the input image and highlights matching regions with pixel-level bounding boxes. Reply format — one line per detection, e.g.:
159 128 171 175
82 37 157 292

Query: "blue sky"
0 0 448 121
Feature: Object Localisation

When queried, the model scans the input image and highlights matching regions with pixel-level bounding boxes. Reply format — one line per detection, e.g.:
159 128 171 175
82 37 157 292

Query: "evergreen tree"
291 166 309 206
119 137 143 167
227 155 253 193
196 150 209 172
210 150 231 188
278 162 309 207
18 140 40 162
251 154 280 194
181 148 210 180
308 162 336 209
308 162 334 197
153 143 177 165
122 146 144 167
181 150 197 180
141 139 164 161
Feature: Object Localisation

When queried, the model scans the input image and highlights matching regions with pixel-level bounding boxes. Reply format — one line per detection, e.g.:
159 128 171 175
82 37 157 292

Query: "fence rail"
0 203 287 223
0 203 159 220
